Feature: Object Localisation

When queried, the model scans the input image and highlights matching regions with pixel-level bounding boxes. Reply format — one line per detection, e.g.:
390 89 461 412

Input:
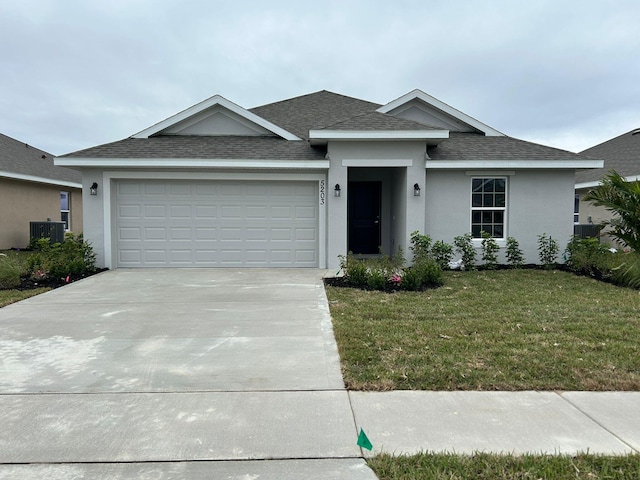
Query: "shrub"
402 258 443 291
0 253 26 289
480 231 500 269
27 233 97 280
431 240 454 270
454 233 477 270
505 237 525 268
338 253 369 287
565 236 616 279
537 233 559 269
409 231 431 263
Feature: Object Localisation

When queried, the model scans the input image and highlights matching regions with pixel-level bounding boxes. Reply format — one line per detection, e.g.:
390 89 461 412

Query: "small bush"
565 236 616 279
612 257 640 289
454 233 477 270
27 233 97 280
338 253 369 287
537 233 559 269
505 237 525 268
402 258 443 291
431 240 454 270
480 231 500 269
409 231 431 263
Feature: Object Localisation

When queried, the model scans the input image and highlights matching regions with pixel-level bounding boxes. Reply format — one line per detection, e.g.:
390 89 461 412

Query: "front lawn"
326 269 640 391
368 452 640 480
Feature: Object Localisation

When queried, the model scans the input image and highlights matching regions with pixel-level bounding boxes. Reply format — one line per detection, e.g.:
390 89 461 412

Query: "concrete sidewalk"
350 391 640 456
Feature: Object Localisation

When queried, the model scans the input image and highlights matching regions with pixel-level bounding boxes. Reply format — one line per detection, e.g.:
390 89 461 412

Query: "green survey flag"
357 428 373 450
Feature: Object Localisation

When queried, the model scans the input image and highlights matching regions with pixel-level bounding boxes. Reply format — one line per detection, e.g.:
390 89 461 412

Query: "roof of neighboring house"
576 128 640 185
0 133 82 186
60 90 598 165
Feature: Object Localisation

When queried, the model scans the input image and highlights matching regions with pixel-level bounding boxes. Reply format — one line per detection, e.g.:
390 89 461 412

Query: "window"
574 195 580 224
60 191 70 230
471 178 506 238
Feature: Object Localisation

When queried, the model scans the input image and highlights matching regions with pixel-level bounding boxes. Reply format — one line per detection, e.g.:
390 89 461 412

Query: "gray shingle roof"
0 132 81 183
318 111 442 131
428 132 590 161
62 90 598 165
250 90 381 139
63 135 327 160
576 128 640 184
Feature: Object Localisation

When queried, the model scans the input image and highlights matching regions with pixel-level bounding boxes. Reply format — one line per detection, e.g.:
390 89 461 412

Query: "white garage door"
114 180 318 267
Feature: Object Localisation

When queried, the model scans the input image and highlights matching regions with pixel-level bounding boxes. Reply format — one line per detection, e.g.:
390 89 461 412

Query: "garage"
114 179 319 267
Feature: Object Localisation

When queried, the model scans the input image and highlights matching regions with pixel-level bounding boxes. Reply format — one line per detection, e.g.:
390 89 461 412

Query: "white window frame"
470 177 507 239
60 191 71 231
574 194 580 224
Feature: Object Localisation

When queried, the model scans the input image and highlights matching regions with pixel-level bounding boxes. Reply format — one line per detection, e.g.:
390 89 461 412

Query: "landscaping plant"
453 233 476 270
27 233 97 280
583 169 640 251
505 236 525 268
480 230 499 269
0 252 27 289
431 240 454 270
537 233 559 269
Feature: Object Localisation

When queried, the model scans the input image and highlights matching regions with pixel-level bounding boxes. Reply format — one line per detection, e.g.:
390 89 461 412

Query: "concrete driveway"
0 269 378 479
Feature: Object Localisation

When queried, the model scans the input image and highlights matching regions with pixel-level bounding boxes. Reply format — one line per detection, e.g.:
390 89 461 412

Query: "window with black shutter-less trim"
471 178 506 239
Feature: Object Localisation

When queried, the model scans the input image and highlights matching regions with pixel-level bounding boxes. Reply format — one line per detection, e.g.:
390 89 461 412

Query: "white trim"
102 171 327 270
0 170 82 189
470 176 508 240
466 171 515 176
427 159 604 169
55 158 329 170
377 89 504 137
309 129 449 141
131 95 301 141
342 159 413 167
576 174 640 190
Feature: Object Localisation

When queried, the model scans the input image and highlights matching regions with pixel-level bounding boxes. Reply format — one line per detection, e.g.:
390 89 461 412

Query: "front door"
348 181 381 254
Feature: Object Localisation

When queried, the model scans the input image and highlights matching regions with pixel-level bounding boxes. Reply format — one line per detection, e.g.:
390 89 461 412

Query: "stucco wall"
0 178 82 249
326 141 426 268
425 169 575 265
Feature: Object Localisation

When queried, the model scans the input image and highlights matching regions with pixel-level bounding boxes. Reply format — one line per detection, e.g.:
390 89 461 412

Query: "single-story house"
575 128 640 243
56 89 601 269
0 133 83 249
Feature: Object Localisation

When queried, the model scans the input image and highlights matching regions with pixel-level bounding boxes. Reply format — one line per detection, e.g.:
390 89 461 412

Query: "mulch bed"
13 269 109 291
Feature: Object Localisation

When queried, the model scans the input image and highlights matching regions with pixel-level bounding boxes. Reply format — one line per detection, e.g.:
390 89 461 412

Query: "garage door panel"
115 180 318 267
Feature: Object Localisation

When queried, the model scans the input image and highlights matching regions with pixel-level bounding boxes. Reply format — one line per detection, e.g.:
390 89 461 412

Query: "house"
0 133 83 250
575 128 640 243
56 89 601 269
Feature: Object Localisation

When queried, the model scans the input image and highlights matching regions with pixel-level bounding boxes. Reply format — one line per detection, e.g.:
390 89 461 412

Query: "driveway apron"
0 269 376 479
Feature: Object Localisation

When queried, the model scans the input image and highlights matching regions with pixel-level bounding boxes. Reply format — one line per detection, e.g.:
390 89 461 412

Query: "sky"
1 0 639 156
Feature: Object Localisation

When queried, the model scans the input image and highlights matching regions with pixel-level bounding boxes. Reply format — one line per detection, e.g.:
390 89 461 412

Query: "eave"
0 170 82 189
426 159 604 170
308 129 449 146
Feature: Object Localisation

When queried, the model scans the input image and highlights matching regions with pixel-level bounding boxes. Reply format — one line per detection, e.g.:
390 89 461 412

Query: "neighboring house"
0 133 83 249
575 128 640 243
56 89 601 269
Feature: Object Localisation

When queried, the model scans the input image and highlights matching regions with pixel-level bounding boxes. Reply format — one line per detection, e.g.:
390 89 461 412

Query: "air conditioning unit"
29 221 66 245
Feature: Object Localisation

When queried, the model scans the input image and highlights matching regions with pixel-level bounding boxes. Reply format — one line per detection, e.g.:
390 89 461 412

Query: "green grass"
0 287 51 308
326 269 640 391
0 250 51 307
368 452 640 479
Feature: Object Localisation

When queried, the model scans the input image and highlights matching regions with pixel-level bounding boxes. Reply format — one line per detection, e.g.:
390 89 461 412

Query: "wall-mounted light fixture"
90 182 98 196
413 183 421 196
334 183 341 197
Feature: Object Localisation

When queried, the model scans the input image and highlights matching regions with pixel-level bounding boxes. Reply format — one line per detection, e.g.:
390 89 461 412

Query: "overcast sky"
1 0 638 156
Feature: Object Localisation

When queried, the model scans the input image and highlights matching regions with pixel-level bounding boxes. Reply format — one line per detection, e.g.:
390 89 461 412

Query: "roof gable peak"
132 95 301 141
378 89 504 137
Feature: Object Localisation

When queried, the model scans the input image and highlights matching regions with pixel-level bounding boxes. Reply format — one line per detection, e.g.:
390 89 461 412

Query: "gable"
162 105 274 136
132 95 300 141
378 89 503 136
